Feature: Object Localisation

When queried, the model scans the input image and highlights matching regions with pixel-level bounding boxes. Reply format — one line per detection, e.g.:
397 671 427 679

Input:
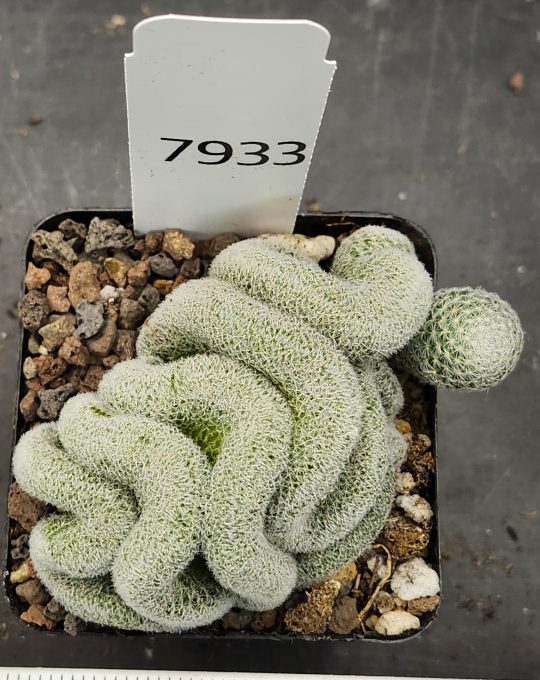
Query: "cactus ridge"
13 225 522 632
210 228 433 361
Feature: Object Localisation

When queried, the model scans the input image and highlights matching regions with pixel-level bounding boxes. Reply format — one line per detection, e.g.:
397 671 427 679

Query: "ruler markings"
0 671 480 680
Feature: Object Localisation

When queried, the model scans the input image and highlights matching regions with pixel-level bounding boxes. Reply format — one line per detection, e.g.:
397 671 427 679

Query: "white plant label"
125 14 335 237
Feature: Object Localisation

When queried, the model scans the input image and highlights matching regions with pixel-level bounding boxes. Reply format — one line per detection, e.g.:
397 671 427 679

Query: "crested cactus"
210 227 433 362
398 287 524 390
12 224 522 633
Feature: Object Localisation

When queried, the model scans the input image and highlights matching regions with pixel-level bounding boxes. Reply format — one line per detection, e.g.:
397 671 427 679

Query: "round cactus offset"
12 224 522 633
398 287 524 390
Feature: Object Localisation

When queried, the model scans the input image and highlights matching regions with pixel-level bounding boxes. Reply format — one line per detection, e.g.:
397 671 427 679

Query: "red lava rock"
144 230 164 254
24 262 51 290
127 259 151 287
98 270 115 287
58 336 90 366
41 260 70 287
251 609 278 632
33 355 68 385
8 483 48 531
25 377 43 393
19 391 39 421
115 330 136 361
80 365 106 393
68 261 101 306
132 239 147 257
46 285 71 313
20 604 56 630
179 257 202 279
47 377 67 389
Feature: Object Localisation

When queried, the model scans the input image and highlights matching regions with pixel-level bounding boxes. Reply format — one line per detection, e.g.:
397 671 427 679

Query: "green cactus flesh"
398 287 524 390
210 227 433 362
12 225 522 632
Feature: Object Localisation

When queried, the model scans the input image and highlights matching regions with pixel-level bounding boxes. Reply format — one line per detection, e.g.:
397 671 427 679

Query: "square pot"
1 209 439 670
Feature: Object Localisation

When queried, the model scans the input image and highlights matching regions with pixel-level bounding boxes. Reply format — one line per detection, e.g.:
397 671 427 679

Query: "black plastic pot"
1 209 439 670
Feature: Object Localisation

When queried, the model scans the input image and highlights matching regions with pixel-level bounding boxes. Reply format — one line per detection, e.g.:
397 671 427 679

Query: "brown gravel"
379 511 430 561
407 595 440 616
251 609 277 632
47 285 71 312
68 262 101 306
20 604 56 630
15 578 50 605
25 262 51 290
8 483 48 532
284 579 341 635
327 595 358 635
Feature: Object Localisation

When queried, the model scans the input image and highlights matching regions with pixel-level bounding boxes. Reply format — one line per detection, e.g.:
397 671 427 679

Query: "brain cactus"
12 224 523 633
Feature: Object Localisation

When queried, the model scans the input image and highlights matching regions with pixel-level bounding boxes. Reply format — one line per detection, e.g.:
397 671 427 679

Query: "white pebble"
374 610 420 636
391 557 440 601
100 284 120 303
396 493 433 523
258 233 336 262
395 471 416 494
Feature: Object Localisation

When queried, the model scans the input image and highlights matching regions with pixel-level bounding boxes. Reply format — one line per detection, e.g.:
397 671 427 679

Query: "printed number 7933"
160 138 306 166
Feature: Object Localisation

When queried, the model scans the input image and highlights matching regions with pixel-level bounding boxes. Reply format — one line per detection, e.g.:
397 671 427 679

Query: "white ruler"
0 670 480 680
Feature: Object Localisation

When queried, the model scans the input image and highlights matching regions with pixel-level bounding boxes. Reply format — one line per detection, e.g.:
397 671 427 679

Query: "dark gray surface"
0 1 538 678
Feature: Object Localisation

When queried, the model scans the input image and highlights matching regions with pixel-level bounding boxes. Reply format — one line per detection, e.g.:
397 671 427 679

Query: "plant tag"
125 15 335 237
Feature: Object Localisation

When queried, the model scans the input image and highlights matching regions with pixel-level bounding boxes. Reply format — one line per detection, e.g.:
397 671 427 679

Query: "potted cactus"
3 210 522 660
